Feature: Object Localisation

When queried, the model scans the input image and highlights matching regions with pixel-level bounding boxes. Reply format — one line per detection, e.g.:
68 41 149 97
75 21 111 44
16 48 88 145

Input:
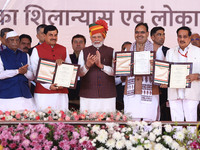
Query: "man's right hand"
18 64 28 74
85 53 96 69
50 83 63 90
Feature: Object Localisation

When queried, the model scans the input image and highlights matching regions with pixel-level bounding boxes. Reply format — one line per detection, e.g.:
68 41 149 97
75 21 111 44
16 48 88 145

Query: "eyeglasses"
191 38 200 41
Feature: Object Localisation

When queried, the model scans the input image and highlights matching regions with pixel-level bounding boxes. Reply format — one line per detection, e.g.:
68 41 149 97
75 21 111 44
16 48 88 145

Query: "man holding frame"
165 26 200 121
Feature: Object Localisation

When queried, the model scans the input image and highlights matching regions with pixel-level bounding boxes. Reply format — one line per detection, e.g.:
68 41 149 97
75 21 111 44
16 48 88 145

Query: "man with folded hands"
0 31 36 111
78 19 116 113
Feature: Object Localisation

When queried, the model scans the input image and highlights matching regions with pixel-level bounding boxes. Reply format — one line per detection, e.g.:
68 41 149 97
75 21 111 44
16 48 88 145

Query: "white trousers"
80 97 116 113
34 93 69 111
124 95 159 121
0 97 36 112
169 99 199 121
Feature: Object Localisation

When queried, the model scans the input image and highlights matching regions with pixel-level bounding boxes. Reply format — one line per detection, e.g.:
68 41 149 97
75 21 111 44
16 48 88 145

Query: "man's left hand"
186 73 199 82
95 51 103 69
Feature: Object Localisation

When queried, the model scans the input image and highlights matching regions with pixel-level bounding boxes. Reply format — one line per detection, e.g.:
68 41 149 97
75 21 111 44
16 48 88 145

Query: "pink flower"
80 114 86 120
48 116 53 121
38 134 45 141
122 115 127 121
22 139 30 147
30 132 38 141
74 115 79 121
11 111 16 116
5 111 10 116
65 115 70 121
73 131 80 139
0 110 3 115
16 113 21 119
9 143 17 149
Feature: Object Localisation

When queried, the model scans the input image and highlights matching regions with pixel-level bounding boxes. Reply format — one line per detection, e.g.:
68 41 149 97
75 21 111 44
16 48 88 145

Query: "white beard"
92 41 104 48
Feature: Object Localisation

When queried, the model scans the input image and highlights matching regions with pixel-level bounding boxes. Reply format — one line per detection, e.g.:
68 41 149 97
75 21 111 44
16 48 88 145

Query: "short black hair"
19 34 32 43
121 41 132 50
0 28 13 37
135 22 149 32
176 26 192 36
150 26 165 36
36 24 47 34
44 25 58 34
71 34 86 44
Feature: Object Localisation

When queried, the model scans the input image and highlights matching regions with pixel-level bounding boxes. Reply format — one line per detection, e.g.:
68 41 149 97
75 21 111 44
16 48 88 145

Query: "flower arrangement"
0 107 129 122
0 121 199 149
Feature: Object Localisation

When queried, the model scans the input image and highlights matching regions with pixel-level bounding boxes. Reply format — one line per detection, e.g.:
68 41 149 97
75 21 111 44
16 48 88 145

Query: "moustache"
23 47 29 50
180 41 185 44
50 39 57 41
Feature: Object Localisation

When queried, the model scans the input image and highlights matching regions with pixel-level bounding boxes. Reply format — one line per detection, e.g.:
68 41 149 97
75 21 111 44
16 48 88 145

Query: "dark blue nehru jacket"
0 48 32 98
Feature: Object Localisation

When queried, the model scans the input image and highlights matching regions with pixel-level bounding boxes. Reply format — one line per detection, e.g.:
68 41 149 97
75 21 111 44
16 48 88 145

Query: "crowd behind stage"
0 19 200 122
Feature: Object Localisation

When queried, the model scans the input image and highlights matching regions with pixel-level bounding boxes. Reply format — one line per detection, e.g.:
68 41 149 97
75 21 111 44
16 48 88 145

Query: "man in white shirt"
166 26 200 121
0 31 36 112
150 26 171 121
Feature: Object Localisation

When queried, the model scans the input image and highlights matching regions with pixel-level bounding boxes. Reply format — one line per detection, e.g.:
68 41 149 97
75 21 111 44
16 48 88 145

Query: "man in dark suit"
151 26 171 121
28 24 47 56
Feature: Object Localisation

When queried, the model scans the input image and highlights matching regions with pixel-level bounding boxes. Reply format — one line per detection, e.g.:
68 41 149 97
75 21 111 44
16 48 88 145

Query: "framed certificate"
114 51 133 76
153 59 192 88
114 51 154 76
169 62 192 88
36 59 80 89
134 51 155 75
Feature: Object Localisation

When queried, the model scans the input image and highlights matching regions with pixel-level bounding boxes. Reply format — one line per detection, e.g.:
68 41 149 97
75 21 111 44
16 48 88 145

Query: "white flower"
106 122 118 129
154 143 164 149
170 141 179 150
141 131 148 138
164 124 173 133
153 128 162 136
106 139 115 149
174 131 185 141
151 122 162 129
92 125 100 134
136 145 144 150
144 140 152 149
5 115 13 121
97 147 105 150
125 140 132 149
148 132 156 141
112 132 122 140
116 140 125 149
129 135 138 144
162 135 173 145
96 129 108 143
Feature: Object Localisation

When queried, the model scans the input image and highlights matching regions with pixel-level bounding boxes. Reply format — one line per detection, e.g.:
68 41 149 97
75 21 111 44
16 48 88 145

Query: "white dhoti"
34 93 69 111
0 97 36 112
169 99 199 121
124 94 159 121
80 97 116 113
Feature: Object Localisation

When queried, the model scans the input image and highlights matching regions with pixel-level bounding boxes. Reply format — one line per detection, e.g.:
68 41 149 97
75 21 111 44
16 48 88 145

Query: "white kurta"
0 53 36 112
166 44 200 121
78 49 116 113
30 47 71 111
124 45 164 121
